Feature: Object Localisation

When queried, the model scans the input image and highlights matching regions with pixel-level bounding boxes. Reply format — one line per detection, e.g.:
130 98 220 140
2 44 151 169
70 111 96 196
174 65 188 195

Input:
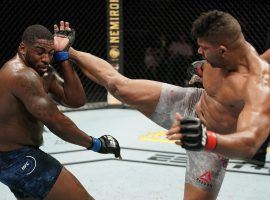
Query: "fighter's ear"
19 42 26 54
219 45 227 56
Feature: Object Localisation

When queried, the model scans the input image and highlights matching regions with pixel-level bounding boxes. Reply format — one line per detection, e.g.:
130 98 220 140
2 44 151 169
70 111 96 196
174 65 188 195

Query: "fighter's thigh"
185 151 228 196
44 167 94 200
184 183 216 200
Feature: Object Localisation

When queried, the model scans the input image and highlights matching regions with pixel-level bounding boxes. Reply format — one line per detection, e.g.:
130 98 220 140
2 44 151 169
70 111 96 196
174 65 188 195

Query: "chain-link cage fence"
0 0 270 110
123 0 270 86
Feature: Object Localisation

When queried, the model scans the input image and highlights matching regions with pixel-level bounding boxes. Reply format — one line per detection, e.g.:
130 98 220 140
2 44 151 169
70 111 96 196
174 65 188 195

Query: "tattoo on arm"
14 70 59 121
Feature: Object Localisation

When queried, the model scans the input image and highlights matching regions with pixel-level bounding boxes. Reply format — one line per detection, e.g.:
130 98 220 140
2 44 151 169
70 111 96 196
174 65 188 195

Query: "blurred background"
0 0 269 107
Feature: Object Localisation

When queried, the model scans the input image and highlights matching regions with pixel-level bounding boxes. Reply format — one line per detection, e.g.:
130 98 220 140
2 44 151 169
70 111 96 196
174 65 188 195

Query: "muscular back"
0 56 55 150
196 53 270 134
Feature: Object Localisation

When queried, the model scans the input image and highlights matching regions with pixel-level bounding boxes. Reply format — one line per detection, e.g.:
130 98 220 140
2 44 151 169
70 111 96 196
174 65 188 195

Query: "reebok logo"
196 171 213 188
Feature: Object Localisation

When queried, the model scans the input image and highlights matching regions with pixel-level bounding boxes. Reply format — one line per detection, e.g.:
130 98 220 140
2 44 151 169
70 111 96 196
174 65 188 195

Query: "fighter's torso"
196 62 248 133
0 56 55 151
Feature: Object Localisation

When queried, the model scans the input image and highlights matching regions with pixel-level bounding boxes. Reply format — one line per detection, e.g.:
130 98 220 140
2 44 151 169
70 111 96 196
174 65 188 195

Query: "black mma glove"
88 135 121 158
53 29 75 63
187 60 205 88
180 117 217 151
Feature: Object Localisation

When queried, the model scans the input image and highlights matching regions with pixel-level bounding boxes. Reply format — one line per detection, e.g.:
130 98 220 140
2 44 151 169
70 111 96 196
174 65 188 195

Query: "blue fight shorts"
0 146 63 199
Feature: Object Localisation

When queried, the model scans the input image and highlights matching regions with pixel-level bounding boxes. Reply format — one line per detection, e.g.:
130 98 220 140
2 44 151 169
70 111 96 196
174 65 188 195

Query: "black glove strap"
180 117 204 151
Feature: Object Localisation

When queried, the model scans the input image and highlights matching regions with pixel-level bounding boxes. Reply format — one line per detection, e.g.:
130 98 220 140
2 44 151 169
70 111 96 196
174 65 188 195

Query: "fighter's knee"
106 76 118 92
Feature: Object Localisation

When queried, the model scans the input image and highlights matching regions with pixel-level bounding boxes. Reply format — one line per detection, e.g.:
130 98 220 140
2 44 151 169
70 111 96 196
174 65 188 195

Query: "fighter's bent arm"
49 60 87 108
69 48 162 117
11 68 92 148
215 78 270 158
215 110 270 159
167 72 270 159
168 103 270 159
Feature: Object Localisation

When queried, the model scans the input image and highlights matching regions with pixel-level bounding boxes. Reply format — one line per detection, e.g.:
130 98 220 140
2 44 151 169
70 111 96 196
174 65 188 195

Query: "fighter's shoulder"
244 59 270 96
248 57 270 81
4 62 40 86
249 52 270 72
2 58 35 75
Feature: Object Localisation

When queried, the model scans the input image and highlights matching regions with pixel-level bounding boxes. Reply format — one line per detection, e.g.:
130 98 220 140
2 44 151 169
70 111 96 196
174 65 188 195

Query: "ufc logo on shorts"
21 161 30 171
21 156 37 175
